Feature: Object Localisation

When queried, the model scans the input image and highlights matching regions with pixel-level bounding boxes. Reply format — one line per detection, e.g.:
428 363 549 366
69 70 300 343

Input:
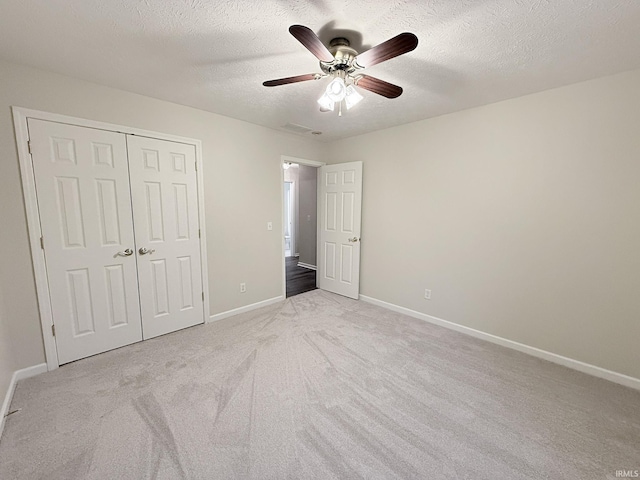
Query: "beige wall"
328 68 640 379
0 59 323 389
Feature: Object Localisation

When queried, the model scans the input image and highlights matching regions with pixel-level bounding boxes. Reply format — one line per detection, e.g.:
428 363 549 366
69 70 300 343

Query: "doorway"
282 158 321 297
280 156 363 301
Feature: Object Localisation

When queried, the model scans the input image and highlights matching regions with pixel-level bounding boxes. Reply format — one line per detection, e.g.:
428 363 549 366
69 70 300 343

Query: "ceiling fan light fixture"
344 85 363 110
263 26 417 109
326 77 347 102
317 92 335 111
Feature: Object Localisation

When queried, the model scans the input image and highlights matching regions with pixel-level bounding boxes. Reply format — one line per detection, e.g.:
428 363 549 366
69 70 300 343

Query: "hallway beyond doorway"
285 257 316 297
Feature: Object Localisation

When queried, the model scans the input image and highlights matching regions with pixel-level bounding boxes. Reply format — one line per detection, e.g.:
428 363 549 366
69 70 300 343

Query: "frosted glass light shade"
326 77 346 102
344 85 363 110
317 92 335 111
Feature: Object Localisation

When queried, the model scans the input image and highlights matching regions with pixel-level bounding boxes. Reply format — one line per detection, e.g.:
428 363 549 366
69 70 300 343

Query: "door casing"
13 107 210 371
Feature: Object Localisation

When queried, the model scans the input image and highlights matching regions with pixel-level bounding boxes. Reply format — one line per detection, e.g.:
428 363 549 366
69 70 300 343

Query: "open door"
318 161 363 299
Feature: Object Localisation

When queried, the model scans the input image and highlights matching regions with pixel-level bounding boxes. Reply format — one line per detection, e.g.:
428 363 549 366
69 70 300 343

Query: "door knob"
116 248 134 257
348 237 360 243
138 247 156 255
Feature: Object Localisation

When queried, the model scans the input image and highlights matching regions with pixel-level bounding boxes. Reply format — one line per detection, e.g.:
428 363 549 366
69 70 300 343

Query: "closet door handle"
138 247 155 255
116 248 134 257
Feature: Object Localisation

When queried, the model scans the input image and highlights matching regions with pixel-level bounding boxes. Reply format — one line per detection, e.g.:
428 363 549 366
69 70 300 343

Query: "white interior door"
28 119 143 364
127 136 204 339
318 161 363 299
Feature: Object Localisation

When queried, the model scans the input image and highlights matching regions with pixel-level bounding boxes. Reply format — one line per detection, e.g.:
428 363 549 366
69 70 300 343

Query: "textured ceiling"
1 0 640 141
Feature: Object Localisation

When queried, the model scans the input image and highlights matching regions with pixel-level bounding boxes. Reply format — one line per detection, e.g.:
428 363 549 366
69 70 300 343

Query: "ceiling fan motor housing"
320 37 359 75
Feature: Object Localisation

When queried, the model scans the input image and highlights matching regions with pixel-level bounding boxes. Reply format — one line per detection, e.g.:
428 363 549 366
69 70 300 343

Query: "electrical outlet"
240 282 246 293
424 289 431 300
267 222 273 231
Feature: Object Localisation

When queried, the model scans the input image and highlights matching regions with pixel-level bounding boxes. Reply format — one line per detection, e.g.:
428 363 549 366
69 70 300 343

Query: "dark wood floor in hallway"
286 256 316 298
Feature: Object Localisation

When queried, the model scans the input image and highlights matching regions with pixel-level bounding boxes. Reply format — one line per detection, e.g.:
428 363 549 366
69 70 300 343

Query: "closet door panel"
28 119 143 364
127 136 204 339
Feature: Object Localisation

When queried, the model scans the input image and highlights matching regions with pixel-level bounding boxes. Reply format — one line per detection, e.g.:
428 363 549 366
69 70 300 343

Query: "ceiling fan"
263 25 418 114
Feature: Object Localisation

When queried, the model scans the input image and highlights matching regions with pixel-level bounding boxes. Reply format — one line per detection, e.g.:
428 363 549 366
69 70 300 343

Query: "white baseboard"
208 296 285 323
297 262 317 271
360 295 640 391
1 363 47 438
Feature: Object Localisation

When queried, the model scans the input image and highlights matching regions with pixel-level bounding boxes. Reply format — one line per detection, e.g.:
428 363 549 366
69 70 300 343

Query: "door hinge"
40 236 44 250
51 324 56 337
202 292 205 302
195 161 198 172
198 229 201 238
28 140 33 155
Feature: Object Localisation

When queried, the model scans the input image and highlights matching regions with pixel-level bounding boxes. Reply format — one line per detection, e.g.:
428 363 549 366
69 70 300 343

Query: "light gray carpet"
1 290 639 479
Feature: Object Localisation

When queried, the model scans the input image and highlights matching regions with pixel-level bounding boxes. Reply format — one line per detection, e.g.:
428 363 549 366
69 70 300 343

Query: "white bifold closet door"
28 119 204 365
127 136 203 339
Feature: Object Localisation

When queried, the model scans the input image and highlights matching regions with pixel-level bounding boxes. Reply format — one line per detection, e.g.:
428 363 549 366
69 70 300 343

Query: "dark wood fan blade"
289 25 335 63
355 75 403 98
263 74 319 87
354 32 418 68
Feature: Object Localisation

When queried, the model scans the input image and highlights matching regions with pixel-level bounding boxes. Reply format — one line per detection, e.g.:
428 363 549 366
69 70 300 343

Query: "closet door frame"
13 107 210 371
